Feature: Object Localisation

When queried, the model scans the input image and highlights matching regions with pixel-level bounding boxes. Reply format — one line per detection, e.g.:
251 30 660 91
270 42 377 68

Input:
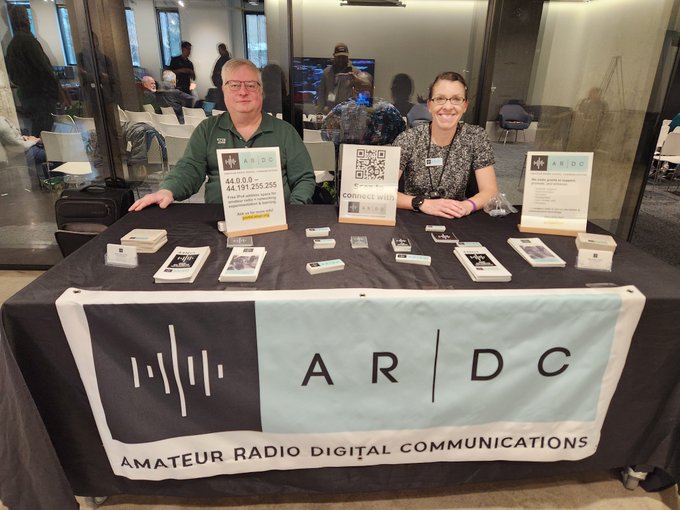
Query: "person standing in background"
211 43 231 88
168 41 195 95
315 43 358 114
5 5 65 136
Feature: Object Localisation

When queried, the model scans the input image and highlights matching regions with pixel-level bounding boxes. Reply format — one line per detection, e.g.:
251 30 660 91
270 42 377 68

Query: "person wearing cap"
316 43 359 114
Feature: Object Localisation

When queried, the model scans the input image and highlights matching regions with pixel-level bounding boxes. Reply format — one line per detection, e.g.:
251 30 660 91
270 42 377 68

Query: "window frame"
156 8 181 69
125 7 141 68
244 12 267 69
55 5 77 66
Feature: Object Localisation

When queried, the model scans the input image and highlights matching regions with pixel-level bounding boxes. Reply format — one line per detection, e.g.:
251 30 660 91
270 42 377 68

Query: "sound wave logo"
129 324 225 418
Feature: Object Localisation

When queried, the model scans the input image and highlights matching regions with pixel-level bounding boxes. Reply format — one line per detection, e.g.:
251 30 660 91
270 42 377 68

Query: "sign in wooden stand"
518 152 593 237
338 144 400 226
217 148 288 238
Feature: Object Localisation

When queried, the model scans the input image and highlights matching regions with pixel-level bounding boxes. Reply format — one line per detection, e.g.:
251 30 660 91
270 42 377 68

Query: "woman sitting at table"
392 71 498 218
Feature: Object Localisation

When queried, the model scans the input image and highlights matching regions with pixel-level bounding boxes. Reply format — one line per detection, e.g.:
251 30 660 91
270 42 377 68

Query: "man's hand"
128 189 174 212
420 198 473 219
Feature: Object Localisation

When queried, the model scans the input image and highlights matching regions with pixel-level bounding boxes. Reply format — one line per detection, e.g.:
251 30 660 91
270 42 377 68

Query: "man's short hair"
221 58 262 86
181 41 192 49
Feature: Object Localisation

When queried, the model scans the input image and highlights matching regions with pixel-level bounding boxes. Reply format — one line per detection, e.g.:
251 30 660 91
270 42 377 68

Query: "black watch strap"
412 195 425 212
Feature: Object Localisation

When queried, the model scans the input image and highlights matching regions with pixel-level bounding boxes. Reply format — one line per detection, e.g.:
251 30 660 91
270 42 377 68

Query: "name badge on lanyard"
426 157 443 167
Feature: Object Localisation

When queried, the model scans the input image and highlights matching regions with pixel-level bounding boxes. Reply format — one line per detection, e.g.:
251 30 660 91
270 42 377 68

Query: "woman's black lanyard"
425 122 458 199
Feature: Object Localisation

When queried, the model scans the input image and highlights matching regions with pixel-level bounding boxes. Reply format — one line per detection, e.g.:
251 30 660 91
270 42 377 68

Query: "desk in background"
2 204 679 503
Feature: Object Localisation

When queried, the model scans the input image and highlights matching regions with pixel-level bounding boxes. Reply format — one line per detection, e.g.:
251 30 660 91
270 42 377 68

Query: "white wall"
128 0 237 99
530 0 673 110
131 0 163 79
30 0 66 65
180 2 234 99
298 0 479 100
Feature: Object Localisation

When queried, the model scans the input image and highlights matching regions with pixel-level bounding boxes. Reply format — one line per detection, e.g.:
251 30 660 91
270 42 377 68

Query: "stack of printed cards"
121 229 168 253
431 232 458 244
306 227 330 237
507 237 566 267
227 236 254 248
391 237 411 252
153 246 211 283
219 247 267 283
313 238 336 249
351 236 369 249
306 259 345 275
454 245 512 282
395 253 431 266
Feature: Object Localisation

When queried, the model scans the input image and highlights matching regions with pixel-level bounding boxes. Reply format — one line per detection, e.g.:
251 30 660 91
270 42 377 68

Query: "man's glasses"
224 80 261 92
430 96 466 106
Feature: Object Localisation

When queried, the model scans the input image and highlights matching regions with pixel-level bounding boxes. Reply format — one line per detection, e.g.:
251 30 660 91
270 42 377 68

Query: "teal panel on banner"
256 292 621 433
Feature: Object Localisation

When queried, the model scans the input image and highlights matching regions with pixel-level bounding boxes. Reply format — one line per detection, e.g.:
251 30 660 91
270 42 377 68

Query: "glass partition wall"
485 0 679 236
0 0 678 268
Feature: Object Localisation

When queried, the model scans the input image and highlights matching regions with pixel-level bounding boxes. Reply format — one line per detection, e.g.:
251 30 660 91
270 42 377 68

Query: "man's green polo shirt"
161 112 315 204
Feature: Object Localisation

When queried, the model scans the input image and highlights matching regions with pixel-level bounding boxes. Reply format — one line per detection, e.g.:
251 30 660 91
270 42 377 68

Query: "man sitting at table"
129 59 315 211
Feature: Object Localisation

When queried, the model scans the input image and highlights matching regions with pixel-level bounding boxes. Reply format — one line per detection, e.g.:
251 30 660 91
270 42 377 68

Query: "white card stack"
219 247 267 282
121 229 168 253
507 237 566 267
454 245 512 282
391 238 411 252
153 246 211 283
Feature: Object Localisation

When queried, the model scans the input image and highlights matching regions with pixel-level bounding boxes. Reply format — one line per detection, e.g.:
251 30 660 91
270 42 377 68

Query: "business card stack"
121 229 168 253
507 237 566 267
391 237 412 252
306 259 345 274
431 232 458 244
227 236 254 248
219 247 267 282
153 246 211 283
350 236 369 249
313 238 336 249
575 232 617 271
454 245 512 282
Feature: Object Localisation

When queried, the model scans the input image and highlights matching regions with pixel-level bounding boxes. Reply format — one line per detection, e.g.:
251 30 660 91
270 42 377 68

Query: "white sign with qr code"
338 144 400 226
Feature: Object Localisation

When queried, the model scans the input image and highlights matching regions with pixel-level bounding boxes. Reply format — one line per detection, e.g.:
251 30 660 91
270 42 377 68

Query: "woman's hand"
420 198 474 219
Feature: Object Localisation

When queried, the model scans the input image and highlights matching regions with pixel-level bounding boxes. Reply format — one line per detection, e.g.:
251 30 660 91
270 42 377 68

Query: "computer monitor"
291 57 375 105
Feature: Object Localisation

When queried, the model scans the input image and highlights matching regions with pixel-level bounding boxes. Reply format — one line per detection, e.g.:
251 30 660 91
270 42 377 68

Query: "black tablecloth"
2 204 679 502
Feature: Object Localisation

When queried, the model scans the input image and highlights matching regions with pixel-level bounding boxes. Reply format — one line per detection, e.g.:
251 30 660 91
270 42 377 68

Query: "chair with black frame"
498 103 532 144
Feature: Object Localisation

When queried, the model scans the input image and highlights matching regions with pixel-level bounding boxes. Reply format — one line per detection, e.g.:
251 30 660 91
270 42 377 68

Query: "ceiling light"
340 0 405 6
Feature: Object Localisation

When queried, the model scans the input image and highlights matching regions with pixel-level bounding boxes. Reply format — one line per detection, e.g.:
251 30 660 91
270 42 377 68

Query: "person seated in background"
128 58 315 211
155 70 194 121
321 71 405 147
390 73 415 118
0 115 46 178
141 75 158 110
392 71 498 219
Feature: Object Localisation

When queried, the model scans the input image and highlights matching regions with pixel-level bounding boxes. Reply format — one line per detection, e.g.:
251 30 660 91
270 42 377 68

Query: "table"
2 204 679 505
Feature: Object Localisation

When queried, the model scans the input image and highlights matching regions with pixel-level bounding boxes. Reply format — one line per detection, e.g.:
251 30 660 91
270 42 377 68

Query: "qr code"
355 148 386 180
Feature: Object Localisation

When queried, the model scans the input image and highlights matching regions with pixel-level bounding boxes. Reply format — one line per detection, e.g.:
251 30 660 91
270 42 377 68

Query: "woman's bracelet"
465 199 477 213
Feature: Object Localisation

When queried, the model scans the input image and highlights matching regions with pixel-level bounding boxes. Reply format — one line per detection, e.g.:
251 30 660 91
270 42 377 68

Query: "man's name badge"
426 157 443 167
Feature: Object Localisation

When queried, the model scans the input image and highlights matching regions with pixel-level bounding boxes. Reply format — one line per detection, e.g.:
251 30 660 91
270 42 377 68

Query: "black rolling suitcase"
54 181 135 256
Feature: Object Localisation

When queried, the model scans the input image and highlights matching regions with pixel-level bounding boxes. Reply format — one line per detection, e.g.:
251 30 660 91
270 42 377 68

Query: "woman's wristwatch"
411 195 425 212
